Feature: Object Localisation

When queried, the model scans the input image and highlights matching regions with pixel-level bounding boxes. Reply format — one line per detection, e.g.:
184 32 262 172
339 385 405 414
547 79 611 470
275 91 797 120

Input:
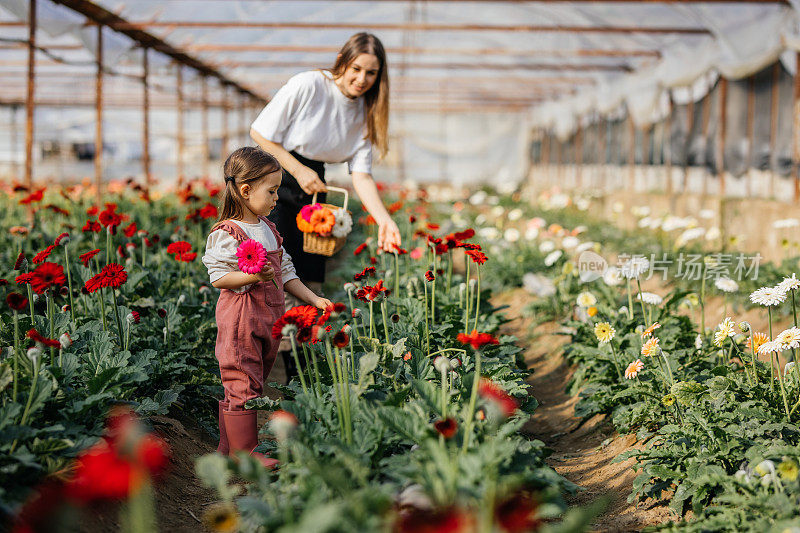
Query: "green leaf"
195 454 241 501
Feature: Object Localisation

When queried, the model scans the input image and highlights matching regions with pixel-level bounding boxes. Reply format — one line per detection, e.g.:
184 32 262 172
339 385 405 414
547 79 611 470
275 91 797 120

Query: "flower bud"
433 356 451 373
59 332 72 349
269 410 298 442
27 347 42 364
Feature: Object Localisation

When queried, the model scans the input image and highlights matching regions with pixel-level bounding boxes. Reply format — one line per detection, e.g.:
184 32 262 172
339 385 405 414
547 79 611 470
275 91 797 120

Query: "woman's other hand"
377 216 401 252
294 165 327 195
313 296 333 309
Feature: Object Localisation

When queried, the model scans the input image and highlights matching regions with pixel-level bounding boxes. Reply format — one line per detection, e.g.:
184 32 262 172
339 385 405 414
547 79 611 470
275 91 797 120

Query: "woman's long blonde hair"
211 147 281 231
327 32 389 158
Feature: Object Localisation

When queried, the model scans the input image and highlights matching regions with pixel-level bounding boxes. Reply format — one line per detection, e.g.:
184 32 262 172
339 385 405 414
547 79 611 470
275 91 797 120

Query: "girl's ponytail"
212 147 281 231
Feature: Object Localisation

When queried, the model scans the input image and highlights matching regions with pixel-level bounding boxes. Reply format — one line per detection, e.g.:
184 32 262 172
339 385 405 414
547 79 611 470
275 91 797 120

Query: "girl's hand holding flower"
255 264 275 283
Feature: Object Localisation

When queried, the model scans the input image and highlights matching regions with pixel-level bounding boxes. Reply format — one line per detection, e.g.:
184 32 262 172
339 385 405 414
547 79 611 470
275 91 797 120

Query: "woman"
250 32 401 374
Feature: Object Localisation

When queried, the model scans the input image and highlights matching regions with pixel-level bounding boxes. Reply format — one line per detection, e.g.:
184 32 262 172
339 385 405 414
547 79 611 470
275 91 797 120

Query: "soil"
493 289 676 532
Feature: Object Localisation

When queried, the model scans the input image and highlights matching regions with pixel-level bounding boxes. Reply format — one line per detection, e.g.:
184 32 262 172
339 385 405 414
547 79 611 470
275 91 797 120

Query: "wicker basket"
302 186 350 257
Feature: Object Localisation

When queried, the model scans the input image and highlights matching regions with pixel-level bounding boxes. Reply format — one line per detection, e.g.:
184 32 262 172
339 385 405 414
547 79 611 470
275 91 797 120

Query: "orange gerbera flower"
310 207 335 234
295 212 315 233
747 332 769 353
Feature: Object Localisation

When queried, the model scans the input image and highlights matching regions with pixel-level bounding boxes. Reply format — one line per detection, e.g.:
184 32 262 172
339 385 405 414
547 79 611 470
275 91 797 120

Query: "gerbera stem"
289 335 308 394
431 249 437 324
323 340 346 441
461 348 481 454
26 283 35 329
700 266 707 336
47 293 55 366
636 278 648 328
97 288 108 332
63 243 76 325
473 266 482 331
394 251 400 299
769 306 775 393
12 311 19 402
465 262 472 334
110 288 125 348
660 348 675 387
381 299 391 345
776 350 791 420
423 280 431 355
441 366 448 418
626 279 634 320
608 343 623 380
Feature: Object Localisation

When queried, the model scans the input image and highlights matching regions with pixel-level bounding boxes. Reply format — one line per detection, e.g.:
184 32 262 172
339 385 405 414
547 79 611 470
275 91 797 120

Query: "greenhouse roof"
0 1 797 123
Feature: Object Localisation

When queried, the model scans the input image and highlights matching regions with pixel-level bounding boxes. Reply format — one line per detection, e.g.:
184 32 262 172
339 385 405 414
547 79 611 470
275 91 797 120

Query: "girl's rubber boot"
222 409 279 469
216 400 229 455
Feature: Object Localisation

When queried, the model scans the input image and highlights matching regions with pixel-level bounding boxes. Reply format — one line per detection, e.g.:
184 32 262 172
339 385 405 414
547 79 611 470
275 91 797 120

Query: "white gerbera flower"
539 240 556 253
503 228 520 243
522 273 556 297
469 191 487 205
778 274 800 293
713 317 736 347
544 250 563 267
715 277 739 293
758 340 785 356
773 218 800 229
507 208 523 221
603 267 623 287
524 227 539 241
620 257 650 279
750 287 787 307
561 236 579 250
776 327 800 350
695 334 703 350
331 209 353 238
576 291 597 308
637 292 663 306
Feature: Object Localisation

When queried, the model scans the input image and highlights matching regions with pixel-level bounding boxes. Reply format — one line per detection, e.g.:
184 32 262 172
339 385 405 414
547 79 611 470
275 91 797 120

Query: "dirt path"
493 289 675 532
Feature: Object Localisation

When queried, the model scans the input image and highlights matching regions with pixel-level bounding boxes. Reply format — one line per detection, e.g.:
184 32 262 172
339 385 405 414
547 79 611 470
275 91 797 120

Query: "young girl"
202 146 330 466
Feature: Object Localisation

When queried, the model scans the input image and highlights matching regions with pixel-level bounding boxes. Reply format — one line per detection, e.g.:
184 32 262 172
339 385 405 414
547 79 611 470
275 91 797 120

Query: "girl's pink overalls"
213 216 285 410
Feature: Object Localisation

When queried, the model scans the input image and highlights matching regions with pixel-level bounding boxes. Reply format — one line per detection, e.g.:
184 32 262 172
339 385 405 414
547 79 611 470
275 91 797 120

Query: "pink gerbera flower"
236 239 267 275
625 359 644 379
299 203 322 222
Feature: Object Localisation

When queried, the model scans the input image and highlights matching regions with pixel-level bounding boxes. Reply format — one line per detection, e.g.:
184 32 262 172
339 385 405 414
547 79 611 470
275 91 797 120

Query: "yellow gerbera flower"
203 502 239 533
594 322 615 344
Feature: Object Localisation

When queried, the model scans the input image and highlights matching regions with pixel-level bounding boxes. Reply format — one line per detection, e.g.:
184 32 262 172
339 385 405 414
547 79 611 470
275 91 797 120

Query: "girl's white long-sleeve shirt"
202 219 299 293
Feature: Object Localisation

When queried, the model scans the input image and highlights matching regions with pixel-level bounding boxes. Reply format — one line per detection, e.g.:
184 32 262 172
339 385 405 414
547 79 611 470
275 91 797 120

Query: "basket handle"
311 186 349 210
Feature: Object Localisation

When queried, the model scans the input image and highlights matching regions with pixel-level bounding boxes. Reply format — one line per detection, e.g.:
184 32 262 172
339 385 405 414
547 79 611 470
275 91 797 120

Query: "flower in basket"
331 208 353 238
310 207 336 235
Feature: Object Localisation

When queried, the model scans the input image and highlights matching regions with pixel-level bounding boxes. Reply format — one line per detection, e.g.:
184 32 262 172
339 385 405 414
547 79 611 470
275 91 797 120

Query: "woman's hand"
255 264 275 283
377 216 402 252
294 165 327 195
313 296 333 309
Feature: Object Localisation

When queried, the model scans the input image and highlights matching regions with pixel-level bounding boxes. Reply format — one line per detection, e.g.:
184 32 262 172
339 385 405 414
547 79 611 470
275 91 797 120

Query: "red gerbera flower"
465 250 488 265
30 262 66 294
353 243 368 256
478 379 519 418
494 491 540 533
15 272 33 286
364 279 391 301
54 232 70 246
198 203 218 219
32 245 56 264
123 222 138 238
14 251 27 271
271 305 319 339
19 189 44 205
354 266 376 281
453 229 475 241
395 506 473 533
425 270 435 282
177 252 197 262
82 219 102 233
6 292 28 311
296 327 313 344
433 418 458 439
333 330 349 348
99 209 122 228
85 263 127 293
166 241 192 257
456 330 499 350
26 328 61 348
79 249 101 267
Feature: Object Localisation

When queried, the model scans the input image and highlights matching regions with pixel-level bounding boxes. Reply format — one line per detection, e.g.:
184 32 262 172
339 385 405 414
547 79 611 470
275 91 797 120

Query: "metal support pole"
176 64 185 185
201 75 209 177
718 78 728 197
142 47 151 196
94 23 103 204
24 0 36 188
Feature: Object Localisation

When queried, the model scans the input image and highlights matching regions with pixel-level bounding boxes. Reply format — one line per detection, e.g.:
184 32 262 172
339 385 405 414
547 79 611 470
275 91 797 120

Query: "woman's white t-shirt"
202 219 299 293
250 70 372 174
